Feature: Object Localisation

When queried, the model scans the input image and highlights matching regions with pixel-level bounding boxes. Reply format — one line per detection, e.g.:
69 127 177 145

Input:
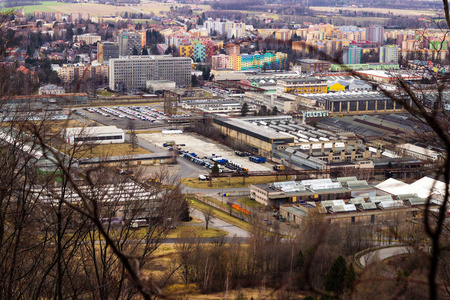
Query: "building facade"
56 64 109 84
212 54 230 69
72 34 101 44
343 45 362 64
366 25 384 44
64 126 125 144
117 31 142 56
298 59 330 73
277 78 328 95
109 56 191 91
97 42 120 63
379 45 399 63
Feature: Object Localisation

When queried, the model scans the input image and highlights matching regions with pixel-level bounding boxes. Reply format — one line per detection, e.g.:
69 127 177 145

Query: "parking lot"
73 104 193 129
139 132 274 172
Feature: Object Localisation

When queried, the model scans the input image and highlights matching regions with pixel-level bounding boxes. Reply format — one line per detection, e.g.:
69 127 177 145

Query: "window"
371 215 375 224
351 216 355 224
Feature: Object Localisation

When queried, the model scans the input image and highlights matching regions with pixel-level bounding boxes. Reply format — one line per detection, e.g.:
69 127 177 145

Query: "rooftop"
214 117 295 140
279 77 327 83
64 126 124 136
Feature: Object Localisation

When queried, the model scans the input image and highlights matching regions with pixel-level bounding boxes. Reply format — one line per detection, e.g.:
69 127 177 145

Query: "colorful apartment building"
178 39 218 62
216 52 287 71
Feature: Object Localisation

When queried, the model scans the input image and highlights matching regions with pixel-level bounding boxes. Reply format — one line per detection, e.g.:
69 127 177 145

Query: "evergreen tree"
294 250 306 288
324 256 347 295
272 106 279 115
345 263 356 290
150 45 158 55
202 67 211 81
294 250 305 274
26 46 33 58
241 103 249 117
191 75 199 87
258 105 267 116
180 199 191 222
211 162 220 176
132 46 139 55
165 45 172 55
142 47 149 55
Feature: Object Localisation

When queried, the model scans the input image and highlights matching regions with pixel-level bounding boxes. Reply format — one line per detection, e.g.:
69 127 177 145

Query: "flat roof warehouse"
213 117 295 144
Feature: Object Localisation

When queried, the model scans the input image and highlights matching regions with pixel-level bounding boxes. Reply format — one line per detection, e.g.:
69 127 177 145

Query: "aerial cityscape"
0 0 449 298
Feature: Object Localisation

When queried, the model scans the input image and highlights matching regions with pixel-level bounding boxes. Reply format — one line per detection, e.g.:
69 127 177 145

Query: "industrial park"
1 0 450 298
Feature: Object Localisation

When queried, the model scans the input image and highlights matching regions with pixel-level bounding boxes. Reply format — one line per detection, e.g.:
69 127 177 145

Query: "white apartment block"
109 56 191 92
73 34 101 44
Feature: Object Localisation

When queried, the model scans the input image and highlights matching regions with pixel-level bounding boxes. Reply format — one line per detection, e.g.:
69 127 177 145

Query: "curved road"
359 246 411 267
190 209 249 238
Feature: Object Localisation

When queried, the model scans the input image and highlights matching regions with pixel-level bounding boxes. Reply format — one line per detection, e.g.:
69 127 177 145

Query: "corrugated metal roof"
361 202 377 210
368 195 393 203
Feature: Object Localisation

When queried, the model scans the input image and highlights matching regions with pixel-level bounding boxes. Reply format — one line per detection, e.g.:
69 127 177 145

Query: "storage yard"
138 132 274 172
76 105 193 129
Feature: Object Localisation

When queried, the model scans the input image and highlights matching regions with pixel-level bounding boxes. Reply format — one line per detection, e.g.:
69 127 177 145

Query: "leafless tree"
203 206 215 230
128 119 138 152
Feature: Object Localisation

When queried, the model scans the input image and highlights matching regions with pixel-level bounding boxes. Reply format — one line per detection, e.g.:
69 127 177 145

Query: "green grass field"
237 197 264 208
3 1 211 17
2 1 65 14
181 175 292 189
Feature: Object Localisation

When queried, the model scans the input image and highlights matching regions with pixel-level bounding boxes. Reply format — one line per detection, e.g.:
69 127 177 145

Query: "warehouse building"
63 126 125 144
301 91 409 115
0 93 88 121
232 116 370 170
297 59 331 73
277 77 328 96
251 177 376 207
109 56 191 92
212 117 295 157
39 181 164 223
279 194 434 227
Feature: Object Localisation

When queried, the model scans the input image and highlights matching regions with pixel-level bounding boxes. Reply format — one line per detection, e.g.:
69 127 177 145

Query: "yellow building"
257 29 275 38
228 55 242 71
327 81 346 92
277 78 328 95
296 28 308 39
138 30 147 48
57 64 109 83
179 45 194 58
275 29 292 41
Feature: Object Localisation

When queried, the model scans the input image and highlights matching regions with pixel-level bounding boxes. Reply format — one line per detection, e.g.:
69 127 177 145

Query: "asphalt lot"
138 132 274 172
73 103 195 130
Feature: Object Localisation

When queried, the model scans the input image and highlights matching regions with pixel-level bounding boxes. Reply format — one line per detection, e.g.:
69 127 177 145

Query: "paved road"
181 184 250 194
190 208 249 238
126 5 151 17
359 246 411 267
